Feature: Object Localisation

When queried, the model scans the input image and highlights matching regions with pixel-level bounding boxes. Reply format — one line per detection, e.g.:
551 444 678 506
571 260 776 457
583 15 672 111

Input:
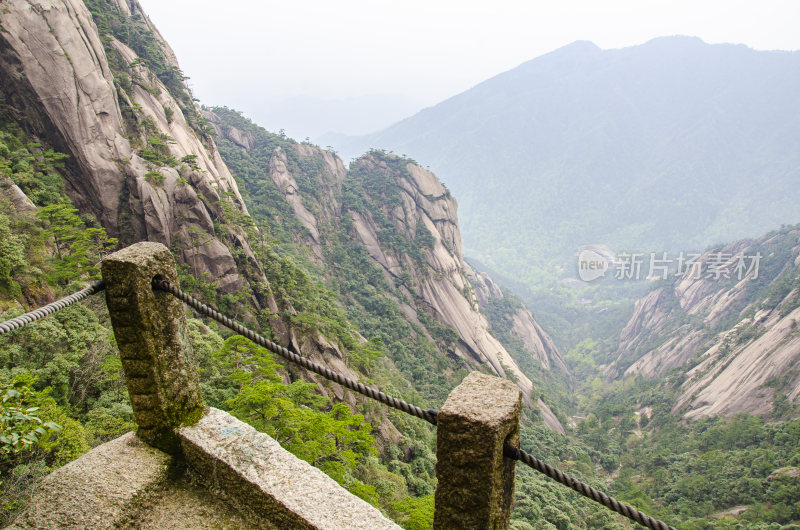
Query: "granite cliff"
209 111 568 429
606 227 800 418
0 0 254 292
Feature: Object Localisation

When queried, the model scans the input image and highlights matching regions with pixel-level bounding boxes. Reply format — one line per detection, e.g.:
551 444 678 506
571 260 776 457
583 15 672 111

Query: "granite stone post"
433 371 522 529
101 242 203 453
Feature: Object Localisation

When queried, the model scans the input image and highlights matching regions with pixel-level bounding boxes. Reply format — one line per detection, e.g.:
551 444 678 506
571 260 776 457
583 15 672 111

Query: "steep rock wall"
209 117 568 427
348 155 535 396
608 228 800 418
342 154 566 431
0 0 253 291
467 266 568 376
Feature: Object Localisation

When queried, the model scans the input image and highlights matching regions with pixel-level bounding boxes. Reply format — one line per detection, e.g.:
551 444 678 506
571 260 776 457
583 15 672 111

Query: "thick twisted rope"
1 276 674 528
504 444 676 530
152 279 438 425
0 280 106 336
157 279 674 528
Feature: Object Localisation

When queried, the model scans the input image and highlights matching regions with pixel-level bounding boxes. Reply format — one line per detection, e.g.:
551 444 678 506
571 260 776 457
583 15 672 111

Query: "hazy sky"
137 0 800 137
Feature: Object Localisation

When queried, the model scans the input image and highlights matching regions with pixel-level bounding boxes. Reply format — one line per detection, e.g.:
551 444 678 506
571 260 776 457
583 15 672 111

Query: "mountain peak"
559 40 601 52
541 40 601 60
640 35 707 47
331 35 800 275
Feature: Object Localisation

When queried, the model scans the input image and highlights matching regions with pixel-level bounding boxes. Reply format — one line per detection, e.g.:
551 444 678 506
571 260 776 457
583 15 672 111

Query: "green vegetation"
144 170 165 184
36 204 118 284
0 290 125 523
203 336 381 499
626 415 800 526
0 118 124 522
565 375 800 528
139 133 178 167
1 378 62 457
0 122 67 207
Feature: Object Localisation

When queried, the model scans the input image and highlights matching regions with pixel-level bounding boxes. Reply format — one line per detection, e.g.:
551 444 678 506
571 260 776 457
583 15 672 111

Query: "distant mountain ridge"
326 36 800 286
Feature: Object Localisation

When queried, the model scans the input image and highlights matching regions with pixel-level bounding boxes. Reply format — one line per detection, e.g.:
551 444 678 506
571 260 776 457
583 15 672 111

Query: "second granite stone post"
433 371 522 529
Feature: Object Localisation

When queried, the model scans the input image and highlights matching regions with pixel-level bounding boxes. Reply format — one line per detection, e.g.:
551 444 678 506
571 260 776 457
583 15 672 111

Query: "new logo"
577 245 616 282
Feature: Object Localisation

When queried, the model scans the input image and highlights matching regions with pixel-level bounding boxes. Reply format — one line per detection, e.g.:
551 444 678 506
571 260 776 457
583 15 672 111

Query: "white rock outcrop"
609 231 800 418
0 0 256 292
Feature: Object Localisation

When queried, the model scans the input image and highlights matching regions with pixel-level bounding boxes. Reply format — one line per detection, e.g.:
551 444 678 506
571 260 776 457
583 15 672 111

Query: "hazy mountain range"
324 37 800 286
238 93 426 141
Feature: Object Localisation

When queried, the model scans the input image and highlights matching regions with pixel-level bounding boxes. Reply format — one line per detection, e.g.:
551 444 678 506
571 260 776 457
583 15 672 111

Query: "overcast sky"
137 0 800 138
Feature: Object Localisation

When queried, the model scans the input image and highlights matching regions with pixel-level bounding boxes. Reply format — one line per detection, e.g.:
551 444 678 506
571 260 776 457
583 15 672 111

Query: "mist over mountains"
325 36 800 285
239 93 426 141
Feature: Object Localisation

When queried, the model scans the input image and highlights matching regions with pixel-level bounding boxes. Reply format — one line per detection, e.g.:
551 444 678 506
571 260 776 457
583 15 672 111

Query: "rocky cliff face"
346 155 537 393
0 0 380 420
0 0 255 292
468 266 569 376
209 113 567 429
343 154 566 430
607 227 800 418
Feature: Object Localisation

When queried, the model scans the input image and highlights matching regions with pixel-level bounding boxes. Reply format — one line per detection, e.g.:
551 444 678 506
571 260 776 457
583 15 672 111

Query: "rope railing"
504 444 676 530
0 276 676 529
0 280 105 336
154 279 676 530
152 279 439 426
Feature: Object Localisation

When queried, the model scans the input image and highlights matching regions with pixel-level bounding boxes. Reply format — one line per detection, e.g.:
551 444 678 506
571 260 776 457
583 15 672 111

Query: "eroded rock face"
0 0 128 229
347 155 539 398
675 303 800 418
268 147 322 244
605 288 704 379
467 266 569 376
0 0 255 292
608 230 800 418
333 154 566 431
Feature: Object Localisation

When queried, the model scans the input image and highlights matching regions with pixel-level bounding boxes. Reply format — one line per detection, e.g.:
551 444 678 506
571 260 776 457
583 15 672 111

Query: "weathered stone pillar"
101 242 203 453
434 371 522 529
